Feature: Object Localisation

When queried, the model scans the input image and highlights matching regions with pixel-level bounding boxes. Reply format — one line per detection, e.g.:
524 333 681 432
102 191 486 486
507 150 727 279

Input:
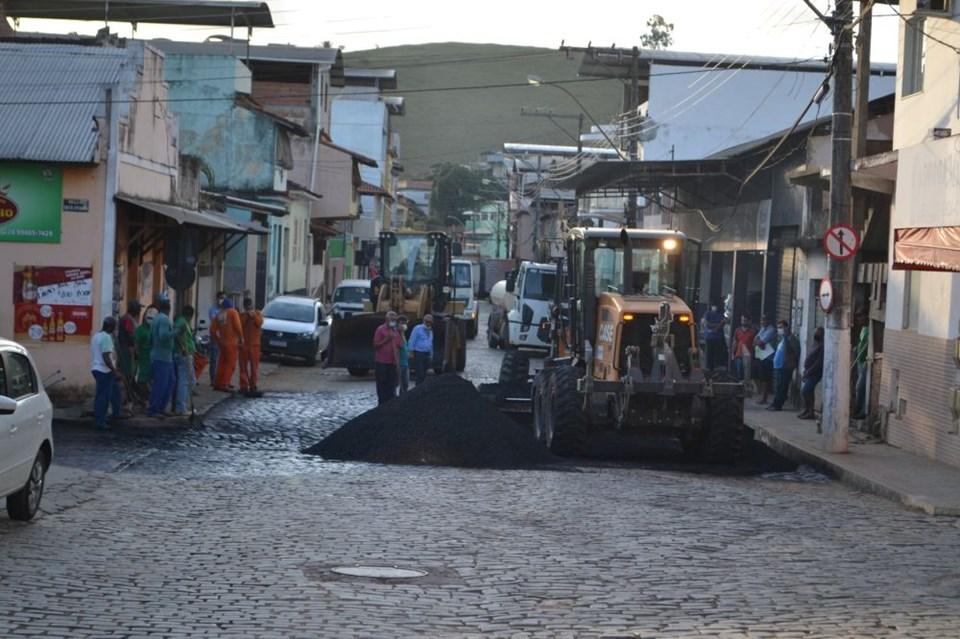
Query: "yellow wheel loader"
326 231 467 376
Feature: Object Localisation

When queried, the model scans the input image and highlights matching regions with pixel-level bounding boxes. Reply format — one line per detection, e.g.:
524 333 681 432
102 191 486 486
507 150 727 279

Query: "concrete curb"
749 417 960 517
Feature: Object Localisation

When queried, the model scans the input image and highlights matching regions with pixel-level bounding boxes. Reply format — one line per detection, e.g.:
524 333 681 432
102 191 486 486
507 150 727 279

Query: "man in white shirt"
91 317 123 429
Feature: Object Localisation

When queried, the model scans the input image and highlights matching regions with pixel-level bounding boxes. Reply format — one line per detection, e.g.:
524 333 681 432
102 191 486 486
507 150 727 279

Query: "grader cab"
495 227 748 463
326 231 467 376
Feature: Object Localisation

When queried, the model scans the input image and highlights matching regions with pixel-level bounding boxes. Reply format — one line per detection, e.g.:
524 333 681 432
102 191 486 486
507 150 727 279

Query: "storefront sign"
0 164 63 243
13 266 94 342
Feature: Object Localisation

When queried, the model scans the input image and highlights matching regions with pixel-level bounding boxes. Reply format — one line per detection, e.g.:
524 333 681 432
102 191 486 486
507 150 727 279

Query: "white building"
876 0 960 468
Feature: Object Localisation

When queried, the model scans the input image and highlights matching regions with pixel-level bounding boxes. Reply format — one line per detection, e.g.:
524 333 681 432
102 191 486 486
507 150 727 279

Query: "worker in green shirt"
134 305 157 394
173 305 197 416
853 307 869 419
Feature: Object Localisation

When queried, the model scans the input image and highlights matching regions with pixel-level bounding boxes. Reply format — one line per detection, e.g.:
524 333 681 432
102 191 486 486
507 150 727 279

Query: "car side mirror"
505 270 517 293
0 395 17 416
320 318 331 327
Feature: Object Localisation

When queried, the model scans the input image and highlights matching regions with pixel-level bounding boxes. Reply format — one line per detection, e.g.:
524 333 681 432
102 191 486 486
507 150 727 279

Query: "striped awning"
893 226 960 272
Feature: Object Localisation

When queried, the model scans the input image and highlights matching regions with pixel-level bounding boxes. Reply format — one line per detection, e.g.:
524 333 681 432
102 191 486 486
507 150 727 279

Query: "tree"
428 163 484 224
641 14 674 50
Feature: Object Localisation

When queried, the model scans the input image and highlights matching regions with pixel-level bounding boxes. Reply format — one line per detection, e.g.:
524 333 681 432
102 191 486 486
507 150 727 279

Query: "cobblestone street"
2 307 959 638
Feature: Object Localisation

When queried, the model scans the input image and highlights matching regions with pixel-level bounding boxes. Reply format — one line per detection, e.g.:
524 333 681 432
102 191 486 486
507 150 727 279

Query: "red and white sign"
818 277 835 313
824 224 860 261
13 266 94 342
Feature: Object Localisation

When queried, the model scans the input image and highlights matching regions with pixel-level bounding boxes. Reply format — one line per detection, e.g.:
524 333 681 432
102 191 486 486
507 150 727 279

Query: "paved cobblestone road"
2 305 959 637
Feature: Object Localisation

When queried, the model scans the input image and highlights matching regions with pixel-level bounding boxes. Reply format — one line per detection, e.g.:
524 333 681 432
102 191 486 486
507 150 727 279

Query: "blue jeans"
411 351 431 385
174 353 196 413
92 370 122 428
208 343 219 385
399 365 409 394
772 367 794 410
148 360 175 416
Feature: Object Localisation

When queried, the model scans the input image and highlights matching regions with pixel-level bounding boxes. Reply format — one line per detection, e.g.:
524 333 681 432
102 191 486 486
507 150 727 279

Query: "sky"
17 0 901 62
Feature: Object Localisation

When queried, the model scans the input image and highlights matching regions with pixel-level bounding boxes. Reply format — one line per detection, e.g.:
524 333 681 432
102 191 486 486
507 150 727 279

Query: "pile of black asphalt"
303 374 557 469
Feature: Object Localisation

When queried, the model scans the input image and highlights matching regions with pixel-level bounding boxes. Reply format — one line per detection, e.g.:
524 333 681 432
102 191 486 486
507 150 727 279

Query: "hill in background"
345 42 625 178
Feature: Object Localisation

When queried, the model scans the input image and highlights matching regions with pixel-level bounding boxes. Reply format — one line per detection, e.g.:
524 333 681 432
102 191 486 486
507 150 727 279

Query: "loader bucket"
327 313 385 369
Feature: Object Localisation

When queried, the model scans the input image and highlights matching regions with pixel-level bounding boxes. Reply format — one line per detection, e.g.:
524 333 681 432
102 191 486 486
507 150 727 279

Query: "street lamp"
527 75 626 160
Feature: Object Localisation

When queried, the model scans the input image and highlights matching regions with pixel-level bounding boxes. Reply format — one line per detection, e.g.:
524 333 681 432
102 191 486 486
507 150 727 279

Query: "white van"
331 279 371 320
450 259 479 339
0 338 53 521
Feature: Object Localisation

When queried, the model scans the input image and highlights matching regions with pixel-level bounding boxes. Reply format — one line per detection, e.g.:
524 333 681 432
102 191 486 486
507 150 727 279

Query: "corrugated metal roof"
0 43 133 163
151 39 340 65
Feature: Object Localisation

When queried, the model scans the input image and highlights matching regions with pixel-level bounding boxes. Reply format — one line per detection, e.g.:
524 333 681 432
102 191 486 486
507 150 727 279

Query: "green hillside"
345 42 625 178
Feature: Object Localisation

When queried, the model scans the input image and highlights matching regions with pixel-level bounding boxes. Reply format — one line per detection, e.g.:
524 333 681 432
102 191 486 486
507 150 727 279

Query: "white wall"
893 1 960 150
886 138 960 340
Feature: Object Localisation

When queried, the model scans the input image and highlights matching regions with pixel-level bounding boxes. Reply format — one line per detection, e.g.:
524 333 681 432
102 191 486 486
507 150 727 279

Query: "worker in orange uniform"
211 297 244 392
239 297 263 396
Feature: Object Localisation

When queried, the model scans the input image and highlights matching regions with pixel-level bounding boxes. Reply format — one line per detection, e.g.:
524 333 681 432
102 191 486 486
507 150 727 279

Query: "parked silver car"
260 296 331 366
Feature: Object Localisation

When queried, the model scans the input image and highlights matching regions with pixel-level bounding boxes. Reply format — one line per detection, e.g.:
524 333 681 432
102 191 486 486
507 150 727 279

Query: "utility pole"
821 0 855 453
626 46 641 228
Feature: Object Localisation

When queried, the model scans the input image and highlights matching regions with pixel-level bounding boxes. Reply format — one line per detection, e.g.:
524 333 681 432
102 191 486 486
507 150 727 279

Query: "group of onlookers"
702 303 873 421
90 297 198 428
372 311 434 405
89 291 265 429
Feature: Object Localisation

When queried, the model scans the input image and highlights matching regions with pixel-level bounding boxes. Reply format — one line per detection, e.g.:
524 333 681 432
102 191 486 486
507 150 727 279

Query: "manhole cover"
330 566 428 579
931 574 960 598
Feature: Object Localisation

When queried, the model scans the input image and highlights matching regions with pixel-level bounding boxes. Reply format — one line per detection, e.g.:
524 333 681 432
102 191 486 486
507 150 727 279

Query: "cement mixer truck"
486 261 556 352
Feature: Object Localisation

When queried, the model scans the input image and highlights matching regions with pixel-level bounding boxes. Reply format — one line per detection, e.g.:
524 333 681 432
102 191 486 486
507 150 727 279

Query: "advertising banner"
0 163 63 243
13 266 94 342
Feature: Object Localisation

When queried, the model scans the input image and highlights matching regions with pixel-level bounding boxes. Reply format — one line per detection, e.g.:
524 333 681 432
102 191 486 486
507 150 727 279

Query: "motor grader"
326 231 467 376
495 227 748 463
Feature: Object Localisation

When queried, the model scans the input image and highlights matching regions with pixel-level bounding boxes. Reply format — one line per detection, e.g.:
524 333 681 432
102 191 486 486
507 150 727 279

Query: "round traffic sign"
824 224 860 261
818 277 834 313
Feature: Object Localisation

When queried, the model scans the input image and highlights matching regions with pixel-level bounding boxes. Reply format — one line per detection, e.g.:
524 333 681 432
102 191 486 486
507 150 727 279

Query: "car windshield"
523 269 556 301
334 286 368 304
263 300 314 323
593 244 680 296
386 235 438 282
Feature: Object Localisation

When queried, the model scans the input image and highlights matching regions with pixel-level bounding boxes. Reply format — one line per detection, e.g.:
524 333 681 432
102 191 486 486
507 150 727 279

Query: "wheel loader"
325 231 467 376
491 227 748 463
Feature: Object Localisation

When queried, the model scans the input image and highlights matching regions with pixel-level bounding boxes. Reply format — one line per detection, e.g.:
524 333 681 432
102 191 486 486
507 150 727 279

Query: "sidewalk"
53 360 281 429
746 404 960 516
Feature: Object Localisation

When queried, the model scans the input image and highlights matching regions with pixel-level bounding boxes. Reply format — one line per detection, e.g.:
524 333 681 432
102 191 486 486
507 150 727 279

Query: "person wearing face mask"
731 314 757 383
753 314 777 404
373 310 402 405
799 326 824 420
408 314 435 386
702 302 727 371
768 320 800 411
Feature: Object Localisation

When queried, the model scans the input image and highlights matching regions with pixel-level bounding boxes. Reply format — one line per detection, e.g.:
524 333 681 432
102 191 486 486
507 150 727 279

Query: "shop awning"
117 195 268 234
893 226 960 272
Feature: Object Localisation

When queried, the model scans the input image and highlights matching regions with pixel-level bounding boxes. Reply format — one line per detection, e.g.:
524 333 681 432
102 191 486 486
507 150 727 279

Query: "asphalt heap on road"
304 374 557 469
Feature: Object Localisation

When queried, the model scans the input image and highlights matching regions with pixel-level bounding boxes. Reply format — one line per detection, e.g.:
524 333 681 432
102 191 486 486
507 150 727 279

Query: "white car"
0 338 53 521
260 296 331 366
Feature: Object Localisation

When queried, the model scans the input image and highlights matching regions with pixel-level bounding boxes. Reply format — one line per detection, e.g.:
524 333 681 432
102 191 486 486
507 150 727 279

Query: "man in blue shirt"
754 314 777 404
702 303 727 371
769 320 800 411
408 314 434 385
